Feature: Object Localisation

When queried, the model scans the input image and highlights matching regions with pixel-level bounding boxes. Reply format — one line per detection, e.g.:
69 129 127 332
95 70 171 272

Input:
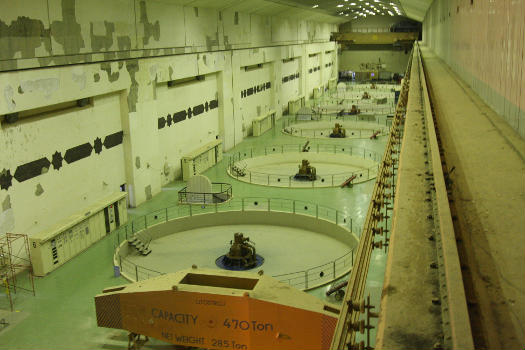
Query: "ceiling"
164 0 347 23
398 0 434 22
278 0 434 22
161 0 433 23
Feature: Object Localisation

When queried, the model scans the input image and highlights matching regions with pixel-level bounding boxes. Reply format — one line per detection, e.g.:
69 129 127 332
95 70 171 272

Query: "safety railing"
283 125 389 140
178 182 232 204
331 44 412 350
227 144 380 188
340 83 400 91
345 27 391 33
283 113 393 128
112 197 362 290
307 101 396 115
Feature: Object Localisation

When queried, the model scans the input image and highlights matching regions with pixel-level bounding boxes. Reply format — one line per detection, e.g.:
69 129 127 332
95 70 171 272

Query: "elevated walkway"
419 46 525 349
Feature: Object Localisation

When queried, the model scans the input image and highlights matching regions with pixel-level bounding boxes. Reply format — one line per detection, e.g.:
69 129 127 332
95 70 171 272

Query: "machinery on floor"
94 268 340 350
349 105 360 115
330 123 346 138
294 159 317 181
302 140 311 152
218 233 258 270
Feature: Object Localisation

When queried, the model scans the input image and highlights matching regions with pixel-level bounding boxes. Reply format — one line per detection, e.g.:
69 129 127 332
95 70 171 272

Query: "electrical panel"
29 192 127 276
313 86 324 99
181 139 223 181
252 110 276 137
328 78 337 90
288 95 305 115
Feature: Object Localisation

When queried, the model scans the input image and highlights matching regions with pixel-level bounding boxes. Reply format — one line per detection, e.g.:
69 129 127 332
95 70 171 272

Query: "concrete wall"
0 1 338 238
339 49 410 74
338 16 411 75
422 0 525 138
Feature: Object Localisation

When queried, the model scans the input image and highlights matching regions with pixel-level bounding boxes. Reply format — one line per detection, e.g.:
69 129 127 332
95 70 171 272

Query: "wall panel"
423 0 525 138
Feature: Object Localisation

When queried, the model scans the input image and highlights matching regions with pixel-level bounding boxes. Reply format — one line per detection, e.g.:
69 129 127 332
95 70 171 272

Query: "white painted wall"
0 2 338 242
280 58 301 111
0 91 126 237
156 74 220 184
339 49 410 74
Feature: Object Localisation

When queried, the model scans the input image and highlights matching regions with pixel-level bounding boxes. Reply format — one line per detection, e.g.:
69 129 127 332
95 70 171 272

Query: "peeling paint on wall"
139 1 160 46
90 21 115 52
4 85 15 111
100 62 120 82
50 0 85 55
117 36 132 52
2 195 11 211
126 59 139 112
135 156 141 169
35 183 44 196
72 67 87 90
0 16 51 59
205 33 219 51
94 73 100 82
145 184 152 200
19 78 60 99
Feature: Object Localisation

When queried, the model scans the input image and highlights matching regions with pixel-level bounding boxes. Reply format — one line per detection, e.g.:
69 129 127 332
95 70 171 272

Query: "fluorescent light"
337 4 344 7
312 4 318 8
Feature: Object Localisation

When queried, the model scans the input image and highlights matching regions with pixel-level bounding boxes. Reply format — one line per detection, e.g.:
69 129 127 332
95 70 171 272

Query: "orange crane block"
95 268 339 350
370 130 381 139
340 174 357 188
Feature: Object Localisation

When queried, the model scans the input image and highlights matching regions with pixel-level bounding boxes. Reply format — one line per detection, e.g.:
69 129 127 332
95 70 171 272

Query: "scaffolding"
0 233 35 311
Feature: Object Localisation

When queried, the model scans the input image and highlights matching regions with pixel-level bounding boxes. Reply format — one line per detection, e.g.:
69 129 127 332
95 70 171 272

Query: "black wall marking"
158 117 166 129
14 158 51 183
2 131 124 190
52 152 63 170
157 99 218 130
240 82 272 100
173 110 187 123
94 137 103 154
103 131 124 149
325 62 334 68
282 72 300 84
308 68 313 74
64 143 93 164
0 169 13 190
193 104 204 116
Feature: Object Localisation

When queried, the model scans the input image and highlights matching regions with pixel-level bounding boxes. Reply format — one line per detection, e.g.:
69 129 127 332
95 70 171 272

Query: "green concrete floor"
0 109 388 349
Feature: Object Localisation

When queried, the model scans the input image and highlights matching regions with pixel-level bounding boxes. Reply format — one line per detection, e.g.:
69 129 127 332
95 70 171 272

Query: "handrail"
227 144 381 187
178 182 232 204
417 42 474 350
282 114 392 129
330 44 413 350
112 197 362 291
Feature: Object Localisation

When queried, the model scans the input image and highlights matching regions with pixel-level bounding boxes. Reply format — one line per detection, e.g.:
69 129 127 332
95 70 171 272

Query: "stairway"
128 236 152 256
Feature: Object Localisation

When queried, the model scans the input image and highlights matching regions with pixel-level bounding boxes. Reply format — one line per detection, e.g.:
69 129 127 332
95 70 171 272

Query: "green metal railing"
227 144 381 188
112 197 362 290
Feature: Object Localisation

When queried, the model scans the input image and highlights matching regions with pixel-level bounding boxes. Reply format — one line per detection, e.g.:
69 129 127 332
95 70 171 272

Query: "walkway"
421 46 525 349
